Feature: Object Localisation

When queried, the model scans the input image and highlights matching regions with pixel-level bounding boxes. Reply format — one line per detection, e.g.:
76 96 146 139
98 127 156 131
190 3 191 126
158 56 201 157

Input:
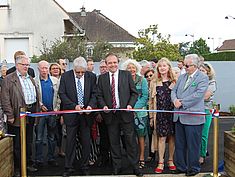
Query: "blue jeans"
35 116 57 162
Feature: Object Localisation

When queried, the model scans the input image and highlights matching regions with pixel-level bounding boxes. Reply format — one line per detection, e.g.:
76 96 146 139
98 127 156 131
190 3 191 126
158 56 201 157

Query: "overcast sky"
56 0 235 51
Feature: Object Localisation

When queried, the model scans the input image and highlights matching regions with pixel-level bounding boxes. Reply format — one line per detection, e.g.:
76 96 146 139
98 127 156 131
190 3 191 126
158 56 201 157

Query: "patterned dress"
156 81 174 137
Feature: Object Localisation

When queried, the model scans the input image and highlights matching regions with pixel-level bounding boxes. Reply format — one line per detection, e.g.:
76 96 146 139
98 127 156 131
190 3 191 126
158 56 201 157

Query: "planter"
0 137 14 177
224 131 235 177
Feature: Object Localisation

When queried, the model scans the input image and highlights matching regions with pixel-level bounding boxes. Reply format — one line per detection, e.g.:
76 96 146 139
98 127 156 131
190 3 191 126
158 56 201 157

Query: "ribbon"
20 108 211 118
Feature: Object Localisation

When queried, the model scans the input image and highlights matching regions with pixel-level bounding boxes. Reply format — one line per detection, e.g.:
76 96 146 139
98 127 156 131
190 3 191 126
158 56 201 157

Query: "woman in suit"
122 59 149 168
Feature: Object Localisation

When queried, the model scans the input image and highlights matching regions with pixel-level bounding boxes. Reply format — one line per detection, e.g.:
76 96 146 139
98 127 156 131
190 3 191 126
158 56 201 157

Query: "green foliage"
179 42 190 57
232 125 235 134
229 105 235 116
132 24 181 61
189 38 211 55
203 51 235 61
92 40 113 61
36 36 87 63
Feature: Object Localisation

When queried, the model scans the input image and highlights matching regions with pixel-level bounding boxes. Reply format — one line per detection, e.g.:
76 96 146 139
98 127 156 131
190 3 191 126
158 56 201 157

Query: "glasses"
62 63 67 66
75 71 85 74
145 74 153 78
18 63 30 67
185 64 194 68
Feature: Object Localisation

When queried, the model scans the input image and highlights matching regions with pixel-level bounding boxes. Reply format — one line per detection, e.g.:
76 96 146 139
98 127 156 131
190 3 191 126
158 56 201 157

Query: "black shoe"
172 169 186 174
63 168 75 177
27 165 38 172
186 171 199 176
48 160 59 167
133 169 143 177
13 169 21 177
112 168 121 175
81 169 90 176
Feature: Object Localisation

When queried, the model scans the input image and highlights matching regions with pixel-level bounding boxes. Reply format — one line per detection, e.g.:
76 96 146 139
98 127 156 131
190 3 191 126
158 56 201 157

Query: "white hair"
121 59 141 74
15 55 30 64
73 56 87 70
139 60 150 67
185 54 200 68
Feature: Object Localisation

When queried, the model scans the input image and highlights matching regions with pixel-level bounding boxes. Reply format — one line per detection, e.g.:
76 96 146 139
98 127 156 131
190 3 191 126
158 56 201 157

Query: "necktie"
184 76 192 89
111 74 117 109
77 78 84 106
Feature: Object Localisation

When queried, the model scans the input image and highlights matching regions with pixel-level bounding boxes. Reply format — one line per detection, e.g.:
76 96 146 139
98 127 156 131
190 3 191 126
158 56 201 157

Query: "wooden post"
20 107 27 177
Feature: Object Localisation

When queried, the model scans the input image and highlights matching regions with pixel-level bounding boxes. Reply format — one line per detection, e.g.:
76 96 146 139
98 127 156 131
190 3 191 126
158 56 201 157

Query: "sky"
56 0 235 51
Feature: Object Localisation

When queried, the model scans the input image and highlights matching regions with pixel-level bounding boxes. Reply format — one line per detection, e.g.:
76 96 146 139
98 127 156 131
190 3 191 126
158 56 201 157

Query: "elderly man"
59 57 97 176
139 60 151 76
171 54 209 176
97 53 142 176
34 60 60 168
1 55 40 176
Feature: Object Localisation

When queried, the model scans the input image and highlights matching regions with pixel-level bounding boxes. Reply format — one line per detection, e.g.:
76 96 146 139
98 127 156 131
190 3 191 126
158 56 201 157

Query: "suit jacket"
7 66 35 78
58 70 97 126
97 70 138 124
171 70 209 125
1 71 40 127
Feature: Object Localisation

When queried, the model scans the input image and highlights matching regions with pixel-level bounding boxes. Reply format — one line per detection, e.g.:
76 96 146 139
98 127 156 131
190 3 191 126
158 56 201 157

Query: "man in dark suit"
59 57 97 176
6 51 35 78
97 53 143 176
171 54 209 176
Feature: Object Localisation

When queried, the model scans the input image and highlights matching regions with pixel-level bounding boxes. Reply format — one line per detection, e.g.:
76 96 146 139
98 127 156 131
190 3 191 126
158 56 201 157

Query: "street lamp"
208 37 215 52
225 15 235 19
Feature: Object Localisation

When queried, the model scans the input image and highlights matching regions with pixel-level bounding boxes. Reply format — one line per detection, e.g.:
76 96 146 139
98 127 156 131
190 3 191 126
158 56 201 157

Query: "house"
0 0 84 63
216 39 235 52
69 7 136 58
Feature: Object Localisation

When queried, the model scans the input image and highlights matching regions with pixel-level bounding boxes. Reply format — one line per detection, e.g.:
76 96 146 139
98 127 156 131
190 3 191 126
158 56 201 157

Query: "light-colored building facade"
0 0 83 63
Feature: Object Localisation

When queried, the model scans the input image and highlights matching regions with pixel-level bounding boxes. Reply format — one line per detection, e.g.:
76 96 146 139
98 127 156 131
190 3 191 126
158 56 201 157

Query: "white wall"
0 0 70 62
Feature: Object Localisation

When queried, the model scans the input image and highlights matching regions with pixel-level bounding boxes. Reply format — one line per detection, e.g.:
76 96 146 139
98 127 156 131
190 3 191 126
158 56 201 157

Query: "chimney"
80 6 86 16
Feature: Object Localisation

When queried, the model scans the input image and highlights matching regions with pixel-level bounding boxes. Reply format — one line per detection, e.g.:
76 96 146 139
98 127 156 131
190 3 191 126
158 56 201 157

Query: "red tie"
111 74 117 109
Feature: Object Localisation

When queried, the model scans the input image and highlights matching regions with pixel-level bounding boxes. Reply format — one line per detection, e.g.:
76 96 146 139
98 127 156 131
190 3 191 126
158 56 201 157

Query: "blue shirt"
40 77 54 111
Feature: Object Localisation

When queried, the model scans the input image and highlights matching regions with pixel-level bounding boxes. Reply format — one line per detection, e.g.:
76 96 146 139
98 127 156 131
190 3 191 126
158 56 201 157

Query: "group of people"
0 51 217 177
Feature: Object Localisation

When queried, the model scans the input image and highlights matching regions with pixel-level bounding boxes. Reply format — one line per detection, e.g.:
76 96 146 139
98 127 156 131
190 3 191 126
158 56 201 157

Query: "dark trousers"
65 116 91 170
98 120 110 162
175 120 203 173
107 112 138 170
8 117 35 169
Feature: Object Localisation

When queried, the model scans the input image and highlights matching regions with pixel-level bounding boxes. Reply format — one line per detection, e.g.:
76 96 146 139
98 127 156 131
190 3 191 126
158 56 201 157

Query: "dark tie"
77 78 84 106
111 74 117 109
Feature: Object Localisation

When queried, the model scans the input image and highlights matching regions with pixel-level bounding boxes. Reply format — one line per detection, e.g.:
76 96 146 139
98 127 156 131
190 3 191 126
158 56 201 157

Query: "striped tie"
111 74 117 109
77 78 84 106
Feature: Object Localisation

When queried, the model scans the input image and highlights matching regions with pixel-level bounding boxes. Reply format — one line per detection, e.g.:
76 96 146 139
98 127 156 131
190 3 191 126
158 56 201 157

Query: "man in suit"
171 54 209 176
6 51 35 78
59 57 97 176
1 55 40 176
97 53 143 177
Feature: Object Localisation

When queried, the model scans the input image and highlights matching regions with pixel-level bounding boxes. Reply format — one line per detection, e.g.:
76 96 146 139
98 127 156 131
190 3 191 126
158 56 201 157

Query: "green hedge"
203 51 235 61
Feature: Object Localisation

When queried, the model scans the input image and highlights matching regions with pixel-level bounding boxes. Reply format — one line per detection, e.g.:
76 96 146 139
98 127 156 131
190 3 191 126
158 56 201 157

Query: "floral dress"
156 81 174 137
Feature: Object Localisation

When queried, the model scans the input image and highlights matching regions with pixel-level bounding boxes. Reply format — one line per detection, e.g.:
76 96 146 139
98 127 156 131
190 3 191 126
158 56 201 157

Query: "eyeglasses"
18 63 30 67
185 64 194 68
62 63 67 66
145 74 153 78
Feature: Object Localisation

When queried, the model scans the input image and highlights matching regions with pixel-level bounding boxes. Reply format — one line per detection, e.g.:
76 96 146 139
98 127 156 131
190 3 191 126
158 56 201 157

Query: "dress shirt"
17 71 36 104
109 71 120 108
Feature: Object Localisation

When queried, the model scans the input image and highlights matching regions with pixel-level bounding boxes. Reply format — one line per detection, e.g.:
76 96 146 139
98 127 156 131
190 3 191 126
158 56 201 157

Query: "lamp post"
225 15 235 19
208 37 215 52
185 34 195 52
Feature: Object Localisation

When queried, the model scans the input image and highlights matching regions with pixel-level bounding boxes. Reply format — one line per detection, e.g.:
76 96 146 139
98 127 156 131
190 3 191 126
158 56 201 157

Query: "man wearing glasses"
171 54 208 176
58 58 67 74
1 55 40 176
59 57 97 176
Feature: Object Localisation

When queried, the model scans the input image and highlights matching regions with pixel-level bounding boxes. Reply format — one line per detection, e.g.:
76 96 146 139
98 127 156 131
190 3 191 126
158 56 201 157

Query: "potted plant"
224 123 235 177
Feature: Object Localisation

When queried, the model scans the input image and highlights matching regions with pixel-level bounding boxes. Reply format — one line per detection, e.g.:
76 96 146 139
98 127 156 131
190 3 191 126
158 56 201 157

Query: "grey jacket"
171 70 209 125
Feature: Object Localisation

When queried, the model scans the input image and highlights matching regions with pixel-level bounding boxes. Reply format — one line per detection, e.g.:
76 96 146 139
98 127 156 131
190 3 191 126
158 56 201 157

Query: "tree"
178 42 190 57
189 38 211 55
92 40 113 61
132 24 181 61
